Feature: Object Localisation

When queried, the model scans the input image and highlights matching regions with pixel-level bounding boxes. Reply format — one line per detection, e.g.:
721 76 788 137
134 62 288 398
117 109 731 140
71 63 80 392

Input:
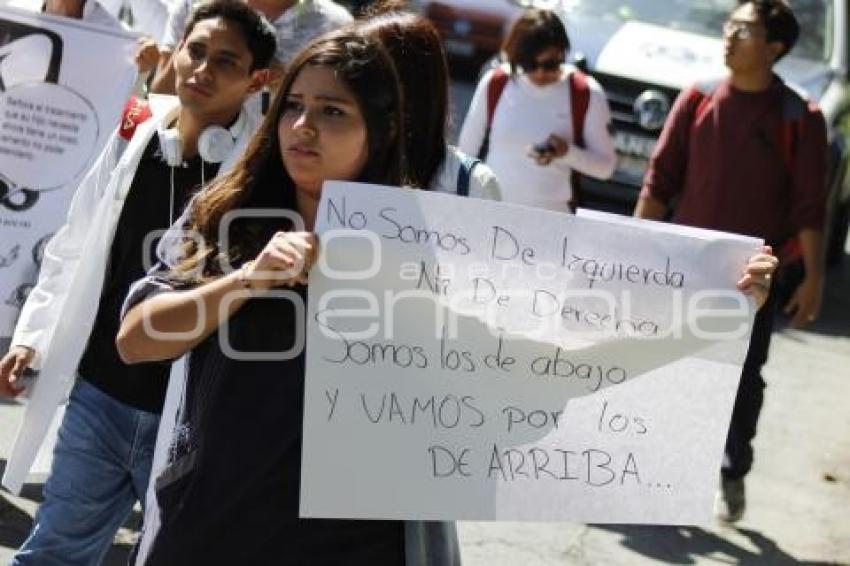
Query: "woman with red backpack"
458 9 616 213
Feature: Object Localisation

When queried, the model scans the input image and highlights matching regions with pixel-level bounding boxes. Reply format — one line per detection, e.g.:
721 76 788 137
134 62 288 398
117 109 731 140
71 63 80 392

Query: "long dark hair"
174 32 406 281
355 10 449 189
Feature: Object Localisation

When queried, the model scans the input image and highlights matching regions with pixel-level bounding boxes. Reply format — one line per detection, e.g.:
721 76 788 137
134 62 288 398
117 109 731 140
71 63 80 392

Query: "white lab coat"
2 94 261 494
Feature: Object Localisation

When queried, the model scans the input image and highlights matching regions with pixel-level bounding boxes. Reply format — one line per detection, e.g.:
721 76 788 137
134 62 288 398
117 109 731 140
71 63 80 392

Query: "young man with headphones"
0 2 276 563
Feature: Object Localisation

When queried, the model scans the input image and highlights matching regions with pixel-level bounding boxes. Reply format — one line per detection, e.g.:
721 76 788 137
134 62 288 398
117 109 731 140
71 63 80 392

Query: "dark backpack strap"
777 84 808 250
478 68 510 160
779 120 799 171
456 153 481 197
779 84 807 171
567 70 591 211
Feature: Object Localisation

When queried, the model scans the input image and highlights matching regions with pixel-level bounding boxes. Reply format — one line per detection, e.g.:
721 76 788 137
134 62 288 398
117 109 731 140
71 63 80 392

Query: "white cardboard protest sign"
0 7 137 338
301 182 762 524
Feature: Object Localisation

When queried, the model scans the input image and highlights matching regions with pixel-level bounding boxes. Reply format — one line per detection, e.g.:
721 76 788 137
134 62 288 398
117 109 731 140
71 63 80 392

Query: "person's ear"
268 60 286 91
767 41 785 63
248 68 271 94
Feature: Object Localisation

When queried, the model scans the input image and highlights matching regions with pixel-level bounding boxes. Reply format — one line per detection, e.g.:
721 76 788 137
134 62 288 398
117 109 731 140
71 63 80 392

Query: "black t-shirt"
77 135 219 413
147 291 405 565
121 181 404 563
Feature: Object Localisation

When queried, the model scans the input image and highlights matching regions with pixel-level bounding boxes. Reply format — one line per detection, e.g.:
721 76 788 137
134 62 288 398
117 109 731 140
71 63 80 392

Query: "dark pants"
721 291 777 481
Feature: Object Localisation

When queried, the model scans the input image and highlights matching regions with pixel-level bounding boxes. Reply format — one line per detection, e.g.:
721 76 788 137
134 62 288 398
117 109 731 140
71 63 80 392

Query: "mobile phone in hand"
532 141 555 157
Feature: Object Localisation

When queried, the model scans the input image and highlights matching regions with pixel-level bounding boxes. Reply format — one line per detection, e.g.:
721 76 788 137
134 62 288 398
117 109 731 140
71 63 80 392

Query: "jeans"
11 379 160 566
721 290 777 481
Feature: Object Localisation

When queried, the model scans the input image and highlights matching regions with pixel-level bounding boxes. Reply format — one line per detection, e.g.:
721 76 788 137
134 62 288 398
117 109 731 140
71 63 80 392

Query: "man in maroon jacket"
635 0 827 522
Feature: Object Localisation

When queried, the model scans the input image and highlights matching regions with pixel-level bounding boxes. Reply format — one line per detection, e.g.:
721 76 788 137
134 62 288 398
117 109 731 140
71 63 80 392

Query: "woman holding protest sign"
116 31 411 564
123 10 489 562
115 23 778 566
458 8 616 212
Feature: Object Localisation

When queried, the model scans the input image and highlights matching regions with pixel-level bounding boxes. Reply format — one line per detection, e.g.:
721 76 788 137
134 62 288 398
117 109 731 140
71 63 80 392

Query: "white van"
420 0 850 262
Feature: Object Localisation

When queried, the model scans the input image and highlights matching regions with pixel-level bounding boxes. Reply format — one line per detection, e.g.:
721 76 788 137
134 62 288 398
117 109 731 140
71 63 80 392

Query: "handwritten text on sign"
301 182 761 524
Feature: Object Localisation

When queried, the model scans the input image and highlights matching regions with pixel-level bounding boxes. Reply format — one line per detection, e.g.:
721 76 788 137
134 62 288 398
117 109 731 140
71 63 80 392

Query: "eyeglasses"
723 20 764 41
522 58 563 72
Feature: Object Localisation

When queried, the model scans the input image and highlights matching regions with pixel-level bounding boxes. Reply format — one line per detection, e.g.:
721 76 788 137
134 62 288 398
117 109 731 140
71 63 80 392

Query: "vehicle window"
559 0 831 62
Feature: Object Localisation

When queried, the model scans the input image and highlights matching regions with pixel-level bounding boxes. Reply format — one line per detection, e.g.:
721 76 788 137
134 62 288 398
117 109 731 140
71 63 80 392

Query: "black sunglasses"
522 58 563 72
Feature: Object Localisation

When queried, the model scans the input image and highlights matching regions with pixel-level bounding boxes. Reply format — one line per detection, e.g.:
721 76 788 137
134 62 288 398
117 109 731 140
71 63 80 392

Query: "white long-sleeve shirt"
430 145 501 201
458 65 616 213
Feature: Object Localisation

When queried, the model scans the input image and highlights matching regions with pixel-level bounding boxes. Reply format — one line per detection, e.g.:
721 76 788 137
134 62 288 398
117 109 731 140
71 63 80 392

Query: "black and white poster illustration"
0 7 137 338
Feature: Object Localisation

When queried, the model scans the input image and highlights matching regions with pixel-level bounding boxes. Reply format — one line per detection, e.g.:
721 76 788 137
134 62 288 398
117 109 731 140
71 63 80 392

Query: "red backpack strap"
485 68 510 130
119 96 152 141
566 70 591 211
568 70 590 148
686 78 724 135
688 88 713 134
478 67 510 159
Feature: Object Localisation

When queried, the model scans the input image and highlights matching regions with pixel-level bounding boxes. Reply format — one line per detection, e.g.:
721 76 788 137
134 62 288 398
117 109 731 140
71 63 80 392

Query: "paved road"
459 245 850 565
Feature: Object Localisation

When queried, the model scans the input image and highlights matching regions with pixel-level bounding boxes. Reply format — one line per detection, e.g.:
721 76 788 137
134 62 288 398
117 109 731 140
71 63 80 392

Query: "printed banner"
0 7 137 336
301 181 761 524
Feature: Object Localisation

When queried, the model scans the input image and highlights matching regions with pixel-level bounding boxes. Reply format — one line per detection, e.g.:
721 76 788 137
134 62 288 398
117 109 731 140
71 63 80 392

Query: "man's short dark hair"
183 0 277 70
740 0 800 60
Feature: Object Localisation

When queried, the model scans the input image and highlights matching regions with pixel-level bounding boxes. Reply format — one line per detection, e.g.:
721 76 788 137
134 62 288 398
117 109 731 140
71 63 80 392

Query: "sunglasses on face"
723 20 764 41
521 58 563 73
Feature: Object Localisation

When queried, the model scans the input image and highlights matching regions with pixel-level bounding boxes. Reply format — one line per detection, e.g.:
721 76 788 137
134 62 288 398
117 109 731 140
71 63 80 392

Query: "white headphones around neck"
157 111 247 167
